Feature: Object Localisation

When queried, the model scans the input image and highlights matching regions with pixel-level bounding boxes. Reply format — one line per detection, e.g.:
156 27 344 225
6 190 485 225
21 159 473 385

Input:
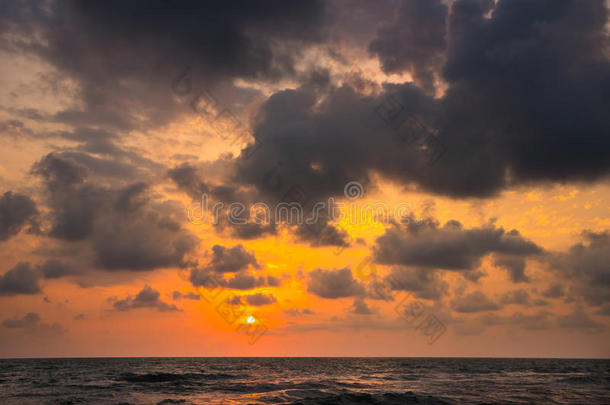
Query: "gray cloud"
113 285 180 312
384 267 449 300
351 297 375 315
451 291 501 313
0 191 38 242
2 1 327 133
172 291 200 301
206 244 261 273
38 260 80 279
546 231 610 306
557 307 606 333
499 289 530 305
369 0 448 91
244 293 277 306
32 153 198 272
374 219 542 271
541 282 565 299
307 268 365 299
0 262 42 296
2 312 65 336
284 308 315 316
494 256 529 283
236 0 610 200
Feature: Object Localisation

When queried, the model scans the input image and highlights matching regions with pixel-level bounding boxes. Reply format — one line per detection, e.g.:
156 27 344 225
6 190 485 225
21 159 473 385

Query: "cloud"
293 217 351 247
499 289 531 305
2 312 65 336
189 267 273 291
451 291 501 313
38 260 80 279
493 256 529 283
477 310 553 331
236 0 610 200
0 191 38 241
2 1 327 133
284 308 315 316
0 262 42 296
541 282 565 299
384 267 449 300
557 307 606 333
546 231 610 306
113 285 180 312
172 291 200 301
351 298 375 315
32 153 199 272
373 219 542 271
369 0 448 90
244 293 277 306
307 268 365 299
206 244 261 273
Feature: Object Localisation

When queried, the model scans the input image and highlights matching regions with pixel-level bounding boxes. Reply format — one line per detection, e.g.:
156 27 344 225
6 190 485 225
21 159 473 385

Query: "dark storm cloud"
373 218 541 271
0 262 42 296
237 0 610 200
451 291 501 313
1 0 327 131
32 153 198 272
206 244 260 273
369 0 448 90
546 231 610 306
2 312 65 336
307 268 365 299
0 191 38 241
113 285 180 312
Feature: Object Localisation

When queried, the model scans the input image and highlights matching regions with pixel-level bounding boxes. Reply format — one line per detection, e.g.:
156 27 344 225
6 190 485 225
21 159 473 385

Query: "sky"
0 0 609 358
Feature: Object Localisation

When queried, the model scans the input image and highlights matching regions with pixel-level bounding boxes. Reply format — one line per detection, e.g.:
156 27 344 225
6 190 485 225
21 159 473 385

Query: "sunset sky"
1 0 609 358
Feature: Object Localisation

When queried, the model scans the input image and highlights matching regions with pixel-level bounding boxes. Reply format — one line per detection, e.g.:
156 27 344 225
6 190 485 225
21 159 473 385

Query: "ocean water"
0 358 608 404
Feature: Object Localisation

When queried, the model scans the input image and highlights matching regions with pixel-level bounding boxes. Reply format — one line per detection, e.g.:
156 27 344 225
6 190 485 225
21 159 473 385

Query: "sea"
0 358 608 404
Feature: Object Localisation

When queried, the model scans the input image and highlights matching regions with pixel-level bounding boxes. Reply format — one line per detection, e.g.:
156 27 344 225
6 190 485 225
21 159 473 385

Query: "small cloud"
245 293 277 306
113 285 181 312
451 291 501 313
284 308 315 316
351 298 375 315
307 268 365 299
206 244 260 273
172 291 200 300
2 312 65 336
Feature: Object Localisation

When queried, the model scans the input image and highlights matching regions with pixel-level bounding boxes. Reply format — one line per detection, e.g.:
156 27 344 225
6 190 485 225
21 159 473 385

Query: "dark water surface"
0 357 608 404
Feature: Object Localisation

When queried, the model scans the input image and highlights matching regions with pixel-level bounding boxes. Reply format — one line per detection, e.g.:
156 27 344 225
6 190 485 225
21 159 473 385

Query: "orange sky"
1 0 609 359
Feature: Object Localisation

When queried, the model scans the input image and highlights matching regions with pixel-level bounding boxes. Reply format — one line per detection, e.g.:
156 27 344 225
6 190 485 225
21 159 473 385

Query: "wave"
119 372 239 383
286 391 453 405
556 375 607 385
